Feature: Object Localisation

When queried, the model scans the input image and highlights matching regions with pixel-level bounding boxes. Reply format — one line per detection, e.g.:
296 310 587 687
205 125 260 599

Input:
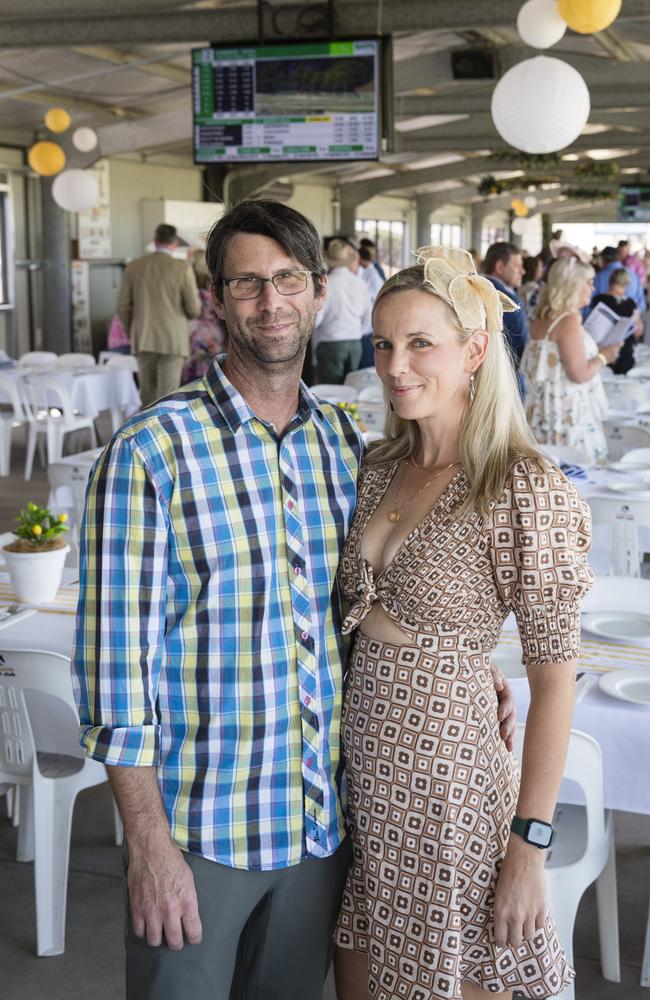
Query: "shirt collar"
204 357 325 434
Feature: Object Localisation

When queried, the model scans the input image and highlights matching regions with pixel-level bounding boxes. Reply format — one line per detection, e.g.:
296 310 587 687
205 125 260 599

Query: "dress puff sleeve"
488 457 594 667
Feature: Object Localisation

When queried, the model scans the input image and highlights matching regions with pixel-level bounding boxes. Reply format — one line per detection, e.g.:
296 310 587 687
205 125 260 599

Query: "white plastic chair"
344 368 382 395
18 351 57 367
47 455 99 540
103 354 139 374
357 382 384 403
603 379 647 415
585 495 650 577
356 401 386 433
57 353 96 369
603 421 650 462
20 375 97 479
538 443 590 467
310 383 358 404
0 372 29 476
0 648 122 956
513 726 620 1000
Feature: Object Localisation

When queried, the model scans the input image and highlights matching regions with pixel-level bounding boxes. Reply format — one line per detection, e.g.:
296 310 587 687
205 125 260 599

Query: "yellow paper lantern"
44 107 71 133
27 141 66 177
511 199 529 218
557 0 621 34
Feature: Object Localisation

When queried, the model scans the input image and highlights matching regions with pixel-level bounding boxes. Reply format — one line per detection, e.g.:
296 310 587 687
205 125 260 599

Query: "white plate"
582 610 650 646
599 668 650 706
491 643 526 679
606 480 650 498
608 461 650 475
0 607 36 631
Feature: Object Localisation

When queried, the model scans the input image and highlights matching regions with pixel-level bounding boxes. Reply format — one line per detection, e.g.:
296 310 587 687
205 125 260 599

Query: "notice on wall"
79 159 112 259
71 260 93 352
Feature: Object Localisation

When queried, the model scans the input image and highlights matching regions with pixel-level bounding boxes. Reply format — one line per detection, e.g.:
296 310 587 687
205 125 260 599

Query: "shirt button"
301 630 309 640
304 694 311 705
294 566 301 575
287 500 294 509
306 757 314 767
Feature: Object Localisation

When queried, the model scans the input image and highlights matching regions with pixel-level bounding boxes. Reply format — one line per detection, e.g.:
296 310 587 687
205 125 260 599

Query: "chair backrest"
538 443 590 467
621 447 650 466
513 726 605 856
586 495 650 575
21 375 76 426
357 383 384 403
0 649 83 782
587 495 650 528
356 401 386 432
104 354 139 373
18 351 57 367
57 353 96 369
47 461 93 532
0 372 28 421
344 368 382 392
310 383 358 404
603 379 647 413
603 421 650 461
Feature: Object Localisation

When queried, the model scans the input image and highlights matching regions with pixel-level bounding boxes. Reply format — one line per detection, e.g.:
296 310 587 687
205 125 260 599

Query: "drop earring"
469 372 476 405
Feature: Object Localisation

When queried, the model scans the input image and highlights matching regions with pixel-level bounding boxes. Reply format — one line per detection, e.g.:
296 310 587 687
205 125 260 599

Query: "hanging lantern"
28 141 66 176
524 194 538 208
517 0 567 48
44 107 71 133
491 56 590 154
51 168 100 212
511 218 528 236
557 0 621 34
72 126 98 153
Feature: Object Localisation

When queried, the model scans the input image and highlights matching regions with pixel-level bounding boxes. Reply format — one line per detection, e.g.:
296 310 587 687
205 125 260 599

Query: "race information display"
192 41 380 163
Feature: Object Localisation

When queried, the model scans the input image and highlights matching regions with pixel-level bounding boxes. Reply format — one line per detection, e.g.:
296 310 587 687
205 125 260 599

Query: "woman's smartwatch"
510 816 556 849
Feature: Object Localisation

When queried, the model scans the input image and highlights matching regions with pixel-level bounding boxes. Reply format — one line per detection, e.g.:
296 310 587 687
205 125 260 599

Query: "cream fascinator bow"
415 246 519 335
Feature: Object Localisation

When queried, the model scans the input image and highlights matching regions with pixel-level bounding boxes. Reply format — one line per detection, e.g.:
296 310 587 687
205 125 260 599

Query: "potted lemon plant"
2 502 70 604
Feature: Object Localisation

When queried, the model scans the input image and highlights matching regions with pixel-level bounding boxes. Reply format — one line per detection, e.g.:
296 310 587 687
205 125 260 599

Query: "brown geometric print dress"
335 457 593 1000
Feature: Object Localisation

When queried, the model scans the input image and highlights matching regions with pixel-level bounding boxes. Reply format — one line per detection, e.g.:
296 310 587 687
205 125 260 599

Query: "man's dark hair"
359 237 376 249
154 223 178 245
359 245 374 263
618 240 629 249
601 245 618 264
482 241 521 276
205 200 326 297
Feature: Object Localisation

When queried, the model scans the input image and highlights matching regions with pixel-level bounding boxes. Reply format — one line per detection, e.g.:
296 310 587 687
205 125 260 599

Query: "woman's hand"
493 836 548 948
490 664 516 752
600 342 622 364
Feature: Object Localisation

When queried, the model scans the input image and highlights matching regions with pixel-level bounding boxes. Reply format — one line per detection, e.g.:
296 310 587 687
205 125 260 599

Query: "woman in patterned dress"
334 247 593 1000
521 256 621 466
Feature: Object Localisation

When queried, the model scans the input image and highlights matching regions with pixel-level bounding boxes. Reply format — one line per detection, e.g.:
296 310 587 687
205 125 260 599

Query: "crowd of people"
73 199 615 1000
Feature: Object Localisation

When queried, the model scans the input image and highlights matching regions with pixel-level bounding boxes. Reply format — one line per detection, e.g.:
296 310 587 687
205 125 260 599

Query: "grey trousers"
125 839 351 1000
136 352 185 408
315 340 363 385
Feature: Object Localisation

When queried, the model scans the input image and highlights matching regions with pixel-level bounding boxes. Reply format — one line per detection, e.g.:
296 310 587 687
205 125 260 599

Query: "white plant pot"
2 544 70 605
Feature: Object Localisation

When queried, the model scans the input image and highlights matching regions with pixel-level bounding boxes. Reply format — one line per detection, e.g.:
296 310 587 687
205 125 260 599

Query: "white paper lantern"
524 194 538 208
51 169 99 212
72 126 98 153
511 217 528 235
517 0 567 48
491 56 590 154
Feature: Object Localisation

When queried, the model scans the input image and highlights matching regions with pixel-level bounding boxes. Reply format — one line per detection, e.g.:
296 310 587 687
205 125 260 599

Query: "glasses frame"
222 270 315 300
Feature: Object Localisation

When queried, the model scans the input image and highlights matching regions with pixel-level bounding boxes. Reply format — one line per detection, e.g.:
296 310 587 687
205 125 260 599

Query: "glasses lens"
273 272 308 295
229 277 263 299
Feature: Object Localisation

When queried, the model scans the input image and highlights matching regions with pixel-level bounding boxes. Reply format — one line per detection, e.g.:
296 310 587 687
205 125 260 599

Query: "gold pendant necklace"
387 457 460 523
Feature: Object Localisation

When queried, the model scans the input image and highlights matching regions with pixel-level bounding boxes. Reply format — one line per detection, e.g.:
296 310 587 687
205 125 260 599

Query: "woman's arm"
556 314 620 383
493 661 576 948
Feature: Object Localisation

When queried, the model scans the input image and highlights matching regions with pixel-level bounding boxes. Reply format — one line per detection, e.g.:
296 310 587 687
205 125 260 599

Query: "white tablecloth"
0 366 140 421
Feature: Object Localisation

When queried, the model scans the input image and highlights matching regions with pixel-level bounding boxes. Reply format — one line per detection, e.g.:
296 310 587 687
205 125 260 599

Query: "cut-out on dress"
335 457 593 1000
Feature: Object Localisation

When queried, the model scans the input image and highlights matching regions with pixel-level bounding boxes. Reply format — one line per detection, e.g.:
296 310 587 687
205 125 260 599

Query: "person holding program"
334 247 593 1000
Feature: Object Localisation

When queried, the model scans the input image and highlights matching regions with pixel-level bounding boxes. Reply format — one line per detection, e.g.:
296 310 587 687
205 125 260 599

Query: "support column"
41 177 71 354
415 200 431 248
470 204 483 254
338 203 357 241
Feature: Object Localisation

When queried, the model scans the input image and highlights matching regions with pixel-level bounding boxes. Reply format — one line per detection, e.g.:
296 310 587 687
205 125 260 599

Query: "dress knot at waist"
342 559 390 634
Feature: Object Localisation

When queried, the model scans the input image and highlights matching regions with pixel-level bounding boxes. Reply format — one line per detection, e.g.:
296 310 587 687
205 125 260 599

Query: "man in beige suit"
117 224 201 407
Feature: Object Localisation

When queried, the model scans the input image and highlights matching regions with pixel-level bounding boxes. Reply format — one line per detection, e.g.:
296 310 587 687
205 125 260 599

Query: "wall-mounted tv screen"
618 185 650 223
192 40 382 164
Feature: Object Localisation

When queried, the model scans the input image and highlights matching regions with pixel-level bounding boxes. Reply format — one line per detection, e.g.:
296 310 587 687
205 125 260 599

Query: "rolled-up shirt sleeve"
72 434 169 766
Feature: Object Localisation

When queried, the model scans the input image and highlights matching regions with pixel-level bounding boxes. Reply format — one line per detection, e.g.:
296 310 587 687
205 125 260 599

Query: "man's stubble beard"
226 304 317 368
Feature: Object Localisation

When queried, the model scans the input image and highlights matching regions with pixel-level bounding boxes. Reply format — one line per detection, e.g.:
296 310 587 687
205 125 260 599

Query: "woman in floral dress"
334 248 593 1000
521 257 621 465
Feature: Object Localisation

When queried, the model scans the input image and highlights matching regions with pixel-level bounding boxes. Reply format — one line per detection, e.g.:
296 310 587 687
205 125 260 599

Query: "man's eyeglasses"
223 270 315 300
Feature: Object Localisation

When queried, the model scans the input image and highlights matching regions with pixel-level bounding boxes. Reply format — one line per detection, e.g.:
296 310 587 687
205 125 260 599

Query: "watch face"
527 820 552 847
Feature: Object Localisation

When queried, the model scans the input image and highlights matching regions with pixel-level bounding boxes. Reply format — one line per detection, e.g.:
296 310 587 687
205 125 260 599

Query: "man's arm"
108 767 202 949
181 266 201 319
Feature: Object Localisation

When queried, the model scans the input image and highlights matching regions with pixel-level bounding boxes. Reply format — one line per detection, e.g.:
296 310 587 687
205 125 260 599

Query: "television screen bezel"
191 36 393 166
617 184 650 224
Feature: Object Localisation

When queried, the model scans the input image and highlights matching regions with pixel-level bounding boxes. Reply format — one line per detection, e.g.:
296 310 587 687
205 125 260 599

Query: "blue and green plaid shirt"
72 362 363 870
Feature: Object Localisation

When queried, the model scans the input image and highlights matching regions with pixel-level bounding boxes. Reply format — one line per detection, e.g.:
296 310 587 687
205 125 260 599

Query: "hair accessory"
415 246 519 335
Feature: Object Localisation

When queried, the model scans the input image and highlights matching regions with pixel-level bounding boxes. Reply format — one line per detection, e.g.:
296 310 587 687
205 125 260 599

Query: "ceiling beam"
397 129 650 154
396 85 650 117
71 46 191 85
339 156 492 204
0 81 144 119
0 0 646 47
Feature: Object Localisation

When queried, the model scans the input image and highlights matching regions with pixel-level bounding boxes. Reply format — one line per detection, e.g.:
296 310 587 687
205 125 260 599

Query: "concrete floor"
1 421 649 999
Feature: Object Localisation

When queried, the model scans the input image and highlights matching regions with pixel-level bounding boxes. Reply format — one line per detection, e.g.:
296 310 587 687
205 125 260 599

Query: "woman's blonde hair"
367 247 541 518
535 256 595 320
